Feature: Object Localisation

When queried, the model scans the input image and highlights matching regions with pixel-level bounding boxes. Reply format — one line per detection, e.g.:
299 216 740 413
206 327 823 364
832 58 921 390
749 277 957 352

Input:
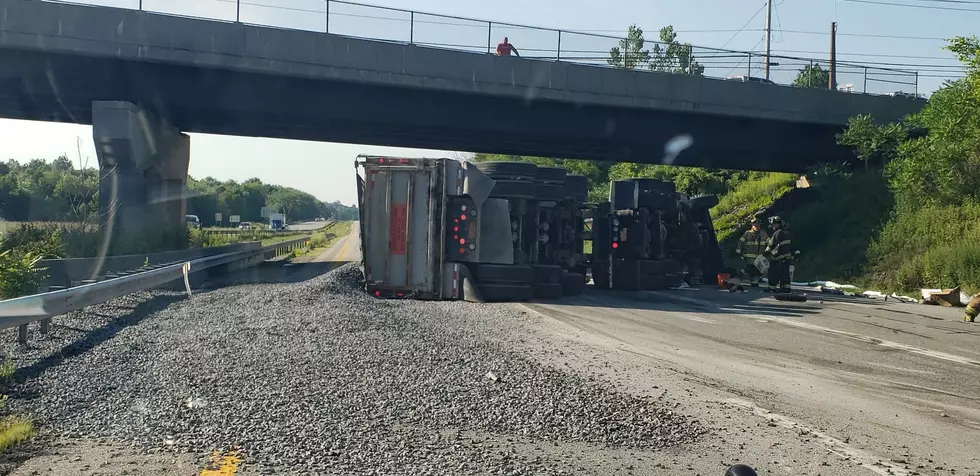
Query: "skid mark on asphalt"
724 398 930 476
200 450 240 475
651 292 980 368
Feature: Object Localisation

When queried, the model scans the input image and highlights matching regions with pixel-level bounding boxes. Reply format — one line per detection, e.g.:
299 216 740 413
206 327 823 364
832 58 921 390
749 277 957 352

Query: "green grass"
0 361 34 452
863 202 980 294
710 173 798 244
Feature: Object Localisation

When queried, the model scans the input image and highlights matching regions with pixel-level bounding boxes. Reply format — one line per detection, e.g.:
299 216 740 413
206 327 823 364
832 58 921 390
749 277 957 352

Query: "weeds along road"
1 256 977 475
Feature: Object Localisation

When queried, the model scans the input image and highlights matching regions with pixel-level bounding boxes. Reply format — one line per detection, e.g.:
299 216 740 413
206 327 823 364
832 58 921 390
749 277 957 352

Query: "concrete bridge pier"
92 101 190 253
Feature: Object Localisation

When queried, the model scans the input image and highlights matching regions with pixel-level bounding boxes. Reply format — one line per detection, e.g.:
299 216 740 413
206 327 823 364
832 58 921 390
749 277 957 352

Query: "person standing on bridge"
764 216 793 293
735 217 768 287
496 37 520 57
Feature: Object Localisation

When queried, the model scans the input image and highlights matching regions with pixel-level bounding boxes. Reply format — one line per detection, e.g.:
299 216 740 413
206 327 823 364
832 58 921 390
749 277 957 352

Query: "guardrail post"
325 0 330 33
236 0 241 23
138 0 142 10
863 67 868 92
914 71 919 96
410 11 414 44
18 325 27 345
487 22 492 54
557 30 562 61
746 53 752 77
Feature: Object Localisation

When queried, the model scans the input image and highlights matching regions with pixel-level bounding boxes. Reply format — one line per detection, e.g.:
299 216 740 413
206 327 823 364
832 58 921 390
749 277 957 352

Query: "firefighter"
764 216 793 293
735 217 769 287
966 294 980 322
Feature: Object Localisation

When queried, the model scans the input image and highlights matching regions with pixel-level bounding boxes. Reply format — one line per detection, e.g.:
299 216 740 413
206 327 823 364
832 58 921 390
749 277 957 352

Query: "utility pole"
764 0 773 80
829 22 837 90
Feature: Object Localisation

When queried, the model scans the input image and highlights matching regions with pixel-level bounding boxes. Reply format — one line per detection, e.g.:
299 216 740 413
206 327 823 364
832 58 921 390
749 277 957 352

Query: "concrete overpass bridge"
0 0 925 240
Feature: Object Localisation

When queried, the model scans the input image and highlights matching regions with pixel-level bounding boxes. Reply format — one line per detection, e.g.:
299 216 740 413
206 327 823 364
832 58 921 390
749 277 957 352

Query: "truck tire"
630 178 676 194
592 261 610 290
532 283 563 299
473 264 533 284
564 175 589 203
475 162 537 180
489 180 537 199
535 166 567 184
638 192 676 210
640 274 665 290
560 272 587 296
665 272 685 288
531 264 563 284
479 283 533 302
638 260 668 275
690 194 720 209
536 183 566 201
611 260 641 290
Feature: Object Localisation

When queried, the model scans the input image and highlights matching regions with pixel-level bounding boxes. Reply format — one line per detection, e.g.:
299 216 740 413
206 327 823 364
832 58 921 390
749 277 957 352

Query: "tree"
649 26 704 75
836 114 907 171
607 25 651 71
793 64 833 89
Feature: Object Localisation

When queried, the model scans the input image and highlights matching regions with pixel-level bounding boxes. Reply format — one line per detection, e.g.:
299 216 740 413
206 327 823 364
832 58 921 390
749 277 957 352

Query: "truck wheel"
630 178 676 194
535 166 567 184
532 283 563 299
638 260 668 276
640 274 665 290
665 272 685 288
531 264 563 284
560 272 587 296
479 283 534 302
474 264 534 284
536 183 566 201
489 180 537 199
475 162 537 180
725 465 759 476
592 261 610 290
564 175 589 203
690 194 720 209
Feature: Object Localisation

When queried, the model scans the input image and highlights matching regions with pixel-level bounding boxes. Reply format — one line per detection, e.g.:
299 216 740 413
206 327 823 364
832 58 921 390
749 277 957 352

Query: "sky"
1 0 973 205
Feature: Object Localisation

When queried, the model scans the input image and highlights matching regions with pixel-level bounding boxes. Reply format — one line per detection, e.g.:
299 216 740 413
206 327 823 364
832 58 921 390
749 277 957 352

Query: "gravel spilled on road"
6 264 705 474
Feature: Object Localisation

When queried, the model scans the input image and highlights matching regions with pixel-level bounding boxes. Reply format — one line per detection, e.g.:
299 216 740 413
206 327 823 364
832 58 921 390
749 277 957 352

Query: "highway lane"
287 220 330 231
517 287 980 476
312 222 360 264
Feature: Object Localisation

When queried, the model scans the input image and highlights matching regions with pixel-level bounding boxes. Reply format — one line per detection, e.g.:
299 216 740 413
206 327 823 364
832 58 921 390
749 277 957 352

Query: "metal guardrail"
0 236 311 344
47 0 927 95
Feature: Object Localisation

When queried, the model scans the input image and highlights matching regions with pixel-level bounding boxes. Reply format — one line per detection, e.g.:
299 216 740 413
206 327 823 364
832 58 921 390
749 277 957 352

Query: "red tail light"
612 242 619 249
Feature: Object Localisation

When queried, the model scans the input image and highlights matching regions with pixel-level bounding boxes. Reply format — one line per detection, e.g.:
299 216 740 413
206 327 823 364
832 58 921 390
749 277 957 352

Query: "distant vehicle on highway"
314 217 325 222
726 75 777 85
239 222 252 230
185 215 201 228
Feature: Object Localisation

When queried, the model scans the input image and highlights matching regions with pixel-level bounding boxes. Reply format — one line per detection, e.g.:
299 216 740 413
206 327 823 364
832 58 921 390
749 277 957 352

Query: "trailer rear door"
358 157 444 298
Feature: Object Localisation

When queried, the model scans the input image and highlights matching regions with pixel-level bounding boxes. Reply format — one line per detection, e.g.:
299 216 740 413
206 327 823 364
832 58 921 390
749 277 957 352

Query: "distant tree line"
0 157 357 225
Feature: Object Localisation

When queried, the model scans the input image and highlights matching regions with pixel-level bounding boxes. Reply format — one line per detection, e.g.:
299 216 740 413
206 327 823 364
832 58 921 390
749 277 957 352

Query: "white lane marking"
724 398 930 476
648 292 980 368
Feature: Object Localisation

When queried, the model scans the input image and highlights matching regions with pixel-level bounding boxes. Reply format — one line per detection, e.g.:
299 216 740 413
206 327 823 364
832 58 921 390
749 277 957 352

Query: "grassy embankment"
710 169 980 295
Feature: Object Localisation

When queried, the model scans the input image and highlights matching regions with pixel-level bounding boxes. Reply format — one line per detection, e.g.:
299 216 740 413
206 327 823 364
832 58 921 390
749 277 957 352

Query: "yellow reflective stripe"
775 253 792 260
967 305 979 317
743 254 758 259
779 240 791 246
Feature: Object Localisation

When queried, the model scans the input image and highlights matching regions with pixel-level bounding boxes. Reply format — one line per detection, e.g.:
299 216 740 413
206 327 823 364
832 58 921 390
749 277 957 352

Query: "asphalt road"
287 220 330 231
312 222 360 263
516 286 980 476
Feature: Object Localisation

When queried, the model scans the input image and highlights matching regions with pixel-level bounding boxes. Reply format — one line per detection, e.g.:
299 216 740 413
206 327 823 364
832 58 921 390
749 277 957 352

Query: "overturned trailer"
355 156 588 302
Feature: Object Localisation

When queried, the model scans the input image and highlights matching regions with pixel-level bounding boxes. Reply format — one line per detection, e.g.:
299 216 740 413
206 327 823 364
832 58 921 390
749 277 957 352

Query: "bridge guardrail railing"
0 235 311 344
45 0 924 95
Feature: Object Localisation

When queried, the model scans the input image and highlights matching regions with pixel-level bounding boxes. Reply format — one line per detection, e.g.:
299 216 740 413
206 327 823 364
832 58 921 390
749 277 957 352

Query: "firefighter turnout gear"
736 224 769 287
765 217 792 292
966 294 980 322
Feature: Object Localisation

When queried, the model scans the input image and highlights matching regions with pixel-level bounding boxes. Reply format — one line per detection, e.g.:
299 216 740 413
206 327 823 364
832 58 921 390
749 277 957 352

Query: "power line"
720 3 768 49
779 29 949 40
841 0 980 12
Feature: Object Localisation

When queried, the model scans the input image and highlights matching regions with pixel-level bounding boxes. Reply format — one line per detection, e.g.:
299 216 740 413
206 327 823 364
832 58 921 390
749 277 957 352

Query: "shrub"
0 250 47 299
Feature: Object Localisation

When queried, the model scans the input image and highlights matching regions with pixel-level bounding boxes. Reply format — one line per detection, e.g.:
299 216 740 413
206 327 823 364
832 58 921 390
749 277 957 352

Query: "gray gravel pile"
7 263 704 474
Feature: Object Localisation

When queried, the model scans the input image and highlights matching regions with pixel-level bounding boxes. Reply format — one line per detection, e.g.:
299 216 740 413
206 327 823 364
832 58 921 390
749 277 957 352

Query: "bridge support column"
92 101 190 253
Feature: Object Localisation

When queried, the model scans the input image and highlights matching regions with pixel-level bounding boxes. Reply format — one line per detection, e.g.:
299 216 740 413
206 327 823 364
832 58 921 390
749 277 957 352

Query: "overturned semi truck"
355 156 723 302
355 156 589 302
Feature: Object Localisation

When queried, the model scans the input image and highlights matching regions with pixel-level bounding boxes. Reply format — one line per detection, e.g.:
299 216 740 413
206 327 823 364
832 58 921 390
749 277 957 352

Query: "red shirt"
496 42 517 56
